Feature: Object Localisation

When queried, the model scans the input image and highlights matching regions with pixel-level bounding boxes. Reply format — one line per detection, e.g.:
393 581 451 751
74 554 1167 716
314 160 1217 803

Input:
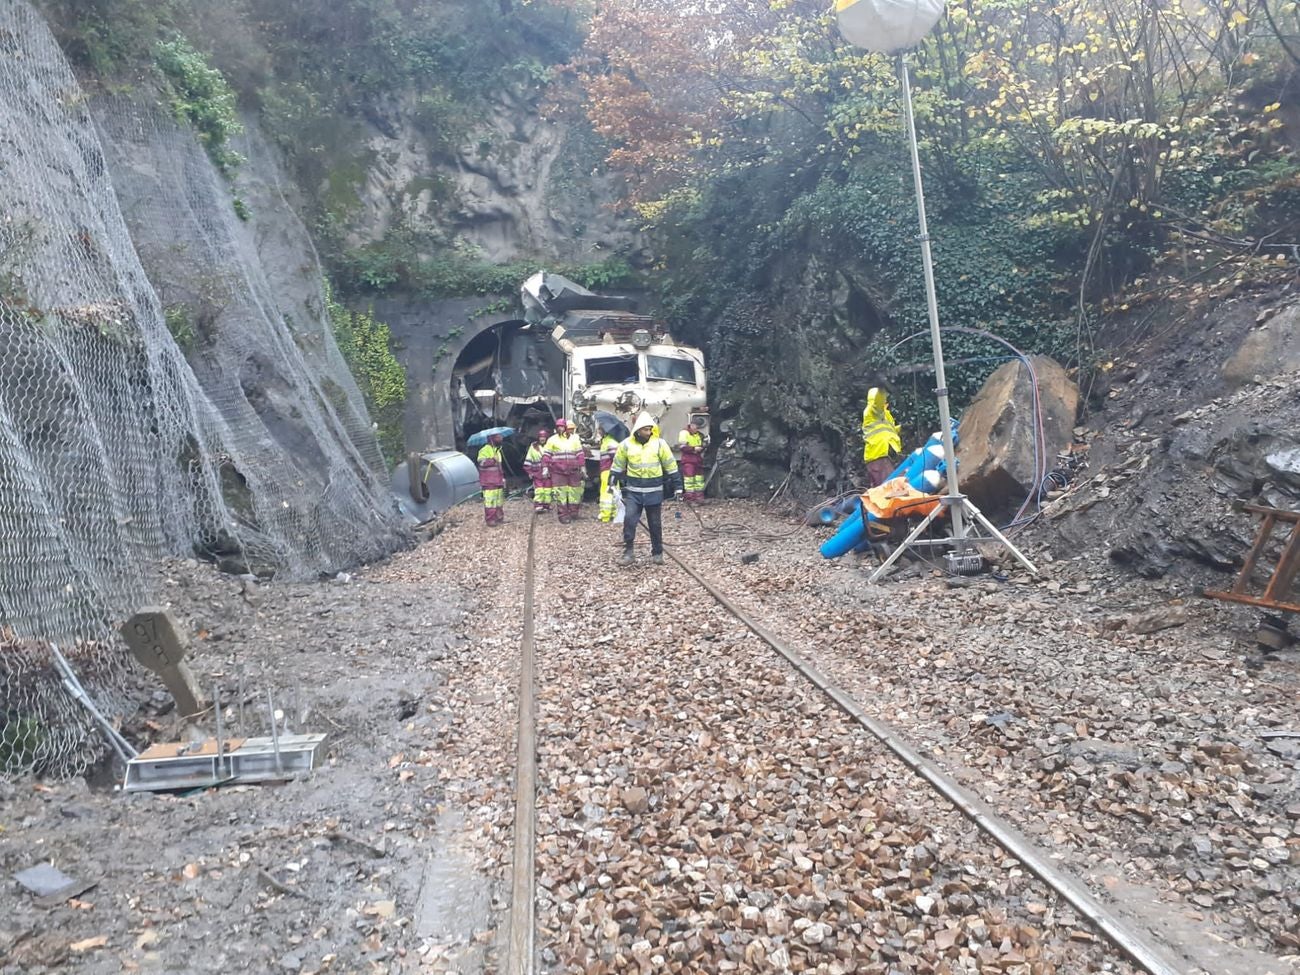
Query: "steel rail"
503 515 538 975
667 549 1186 975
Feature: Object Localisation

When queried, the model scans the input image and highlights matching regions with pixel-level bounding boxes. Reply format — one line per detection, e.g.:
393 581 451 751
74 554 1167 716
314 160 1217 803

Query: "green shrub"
155 36 244 174
326 283 407 460
163 304 196 353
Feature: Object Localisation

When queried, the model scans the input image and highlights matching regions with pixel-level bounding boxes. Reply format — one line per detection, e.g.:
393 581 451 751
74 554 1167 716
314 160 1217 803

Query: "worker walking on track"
543 419 585 523
676 422 706 502
523 428 552 513
476 431 507 526
861 386 903 488
611 412 681 566
597 423 619 523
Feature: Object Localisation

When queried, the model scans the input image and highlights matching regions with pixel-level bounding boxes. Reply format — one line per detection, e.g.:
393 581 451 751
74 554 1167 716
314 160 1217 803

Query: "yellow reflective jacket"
476 443 505 489
612 436 679 495
599 434 618 472
543 432 584 473
861 387 902 462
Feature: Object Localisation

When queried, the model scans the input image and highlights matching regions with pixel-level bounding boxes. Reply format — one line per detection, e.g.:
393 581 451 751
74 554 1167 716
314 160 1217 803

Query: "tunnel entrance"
450 320 564 466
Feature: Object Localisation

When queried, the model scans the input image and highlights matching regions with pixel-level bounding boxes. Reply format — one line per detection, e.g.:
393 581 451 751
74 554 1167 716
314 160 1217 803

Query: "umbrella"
466 426 515 448
594 411 629 441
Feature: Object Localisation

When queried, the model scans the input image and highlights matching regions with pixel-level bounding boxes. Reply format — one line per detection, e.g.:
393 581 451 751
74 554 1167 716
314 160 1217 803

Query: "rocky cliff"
0 1 407 776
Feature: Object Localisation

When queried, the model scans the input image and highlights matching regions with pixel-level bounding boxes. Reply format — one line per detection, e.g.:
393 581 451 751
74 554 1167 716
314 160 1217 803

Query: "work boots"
620 545 634 566
652 553 664 565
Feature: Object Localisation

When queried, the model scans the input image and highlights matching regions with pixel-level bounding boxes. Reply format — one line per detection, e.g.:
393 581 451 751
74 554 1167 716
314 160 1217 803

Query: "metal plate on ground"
123 733 328 792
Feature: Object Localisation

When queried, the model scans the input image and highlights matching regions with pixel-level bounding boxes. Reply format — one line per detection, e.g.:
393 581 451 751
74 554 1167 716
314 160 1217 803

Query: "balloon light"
835 0 945 53
833 0 1042 583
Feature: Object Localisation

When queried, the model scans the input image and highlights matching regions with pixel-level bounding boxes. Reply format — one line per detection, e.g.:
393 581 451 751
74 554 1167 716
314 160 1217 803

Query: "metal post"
214 684 225 778
266 689 283 775
899 54 966 546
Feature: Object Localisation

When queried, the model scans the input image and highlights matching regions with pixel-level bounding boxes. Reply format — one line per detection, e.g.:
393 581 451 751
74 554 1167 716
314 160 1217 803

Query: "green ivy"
163 304 196 353
335 225 638 300
155 36 243 174
326 283 407 461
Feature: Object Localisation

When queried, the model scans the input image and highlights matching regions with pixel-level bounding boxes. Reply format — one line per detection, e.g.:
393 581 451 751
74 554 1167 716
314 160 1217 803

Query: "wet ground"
1 498 1298 974
0 531 507 975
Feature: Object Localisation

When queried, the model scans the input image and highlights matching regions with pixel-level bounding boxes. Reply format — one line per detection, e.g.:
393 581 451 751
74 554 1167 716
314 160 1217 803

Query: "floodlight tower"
835 0 1038 581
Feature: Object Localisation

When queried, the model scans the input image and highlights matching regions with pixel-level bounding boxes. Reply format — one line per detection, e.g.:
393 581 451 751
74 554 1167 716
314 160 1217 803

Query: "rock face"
956 355 1079 514
1221 303 1300 388
341 90 645 266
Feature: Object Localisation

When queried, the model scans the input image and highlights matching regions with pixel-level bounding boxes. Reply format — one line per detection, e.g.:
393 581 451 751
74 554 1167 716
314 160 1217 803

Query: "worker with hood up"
476 431 507 526
861 385 903 488
522 428 552 513
611 412 681 565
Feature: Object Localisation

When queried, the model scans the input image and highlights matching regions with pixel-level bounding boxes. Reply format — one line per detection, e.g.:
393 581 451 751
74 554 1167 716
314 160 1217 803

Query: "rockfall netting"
0 2 409 777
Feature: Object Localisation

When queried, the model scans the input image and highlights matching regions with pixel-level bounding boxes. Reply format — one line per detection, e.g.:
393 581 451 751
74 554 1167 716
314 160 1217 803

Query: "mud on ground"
1 486 1297 974
0 513 519 975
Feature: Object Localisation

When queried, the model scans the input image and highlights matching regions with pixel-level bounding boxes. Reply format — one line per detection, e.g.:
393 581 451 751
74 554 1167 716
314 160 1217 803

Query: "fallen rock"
1221 303 1300 388
1127 605 1190 635
622 786 650 814
957 355 1079 516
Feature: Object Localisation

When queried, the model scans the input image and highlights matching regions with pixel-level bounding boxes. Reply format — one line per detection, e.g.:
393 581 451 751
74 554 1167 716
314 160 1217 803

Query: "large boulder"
957 355 1079 514
1221 303 1300 388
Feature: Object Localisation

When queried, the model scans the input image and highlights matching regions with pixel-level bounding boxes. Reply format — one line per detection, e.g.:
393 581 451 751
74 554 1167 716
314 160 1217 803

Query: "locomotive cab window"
645 355 696 384
584 354 639 385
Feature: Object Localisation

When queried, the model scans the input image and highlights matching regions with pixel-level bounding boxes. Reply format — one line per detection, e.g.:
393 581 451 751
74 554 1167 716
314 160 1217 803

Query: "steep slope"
0 2 407 777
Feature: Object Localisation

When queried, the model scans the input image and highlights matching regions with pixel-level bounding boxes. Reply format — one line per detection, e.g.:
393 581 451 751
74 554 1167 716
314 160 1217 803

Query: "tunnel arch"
434 316 563 456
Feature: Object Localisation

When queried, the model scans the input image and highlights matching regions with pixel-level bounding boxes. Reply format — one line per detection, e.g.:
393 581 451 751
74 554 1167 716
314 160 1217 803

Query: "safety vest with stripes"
476 443 504 489
599 435 618 472
543 432 584 473
612 436 679 494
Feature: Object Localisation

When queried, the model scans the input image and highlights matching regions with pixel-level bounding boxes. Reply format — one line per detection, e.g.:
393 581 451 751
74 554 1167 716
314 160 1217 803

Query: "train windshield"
645 355 696 385
584 354 639 385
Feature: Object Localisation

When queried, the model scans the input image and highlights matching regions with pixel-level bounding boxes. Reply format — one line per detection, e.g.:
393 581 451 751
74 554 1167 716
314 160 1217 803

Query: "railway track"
500 512 1184 975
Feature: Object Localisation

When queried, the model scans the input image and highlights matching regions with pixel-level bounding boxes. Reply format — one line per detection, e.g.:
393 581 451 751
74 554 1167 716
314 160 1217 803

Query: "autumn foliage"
575 0 1298 308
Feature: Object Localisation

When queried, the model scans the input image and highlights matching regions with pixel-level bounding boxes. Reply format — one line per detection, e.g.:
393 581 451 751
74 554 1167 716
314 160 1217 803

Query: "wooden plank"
1263 523 1300 603
1241 503 1300 522
1232 514 1275 594
1202 589 1300 614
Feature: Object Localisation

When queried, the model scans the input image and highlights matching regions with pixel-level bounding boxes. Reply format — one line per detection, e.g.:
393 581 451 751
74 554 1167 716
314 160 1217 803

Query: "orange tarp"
861 478 943 522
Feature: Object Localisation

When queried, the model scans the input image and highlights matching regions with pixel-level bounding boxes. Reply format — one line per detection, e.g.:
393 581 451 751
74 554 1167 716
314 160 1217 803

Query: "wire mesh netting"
0 2 409 778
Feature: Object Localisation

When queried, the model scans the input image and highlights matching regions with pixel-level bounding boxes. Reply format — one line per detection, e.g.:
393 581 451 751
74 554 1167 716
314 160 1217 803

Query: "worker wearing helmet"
597 422 620 523
611 412 681 565
476 431 507 526
861 386 903 488
676 422 706 502
523 428 552 513
543 419 585 523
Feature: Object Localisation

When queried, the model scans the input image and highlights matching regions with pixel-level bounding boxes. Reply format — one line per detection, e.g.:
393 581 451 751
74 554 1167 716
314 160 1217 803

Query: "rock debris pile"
675 502 1299 975
527 516 1136 974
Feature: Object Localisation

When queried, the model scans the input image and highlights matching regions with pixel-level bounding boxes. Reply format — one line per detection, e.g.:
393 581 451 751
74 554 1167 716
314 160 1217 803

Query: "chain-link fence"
0 2 409 778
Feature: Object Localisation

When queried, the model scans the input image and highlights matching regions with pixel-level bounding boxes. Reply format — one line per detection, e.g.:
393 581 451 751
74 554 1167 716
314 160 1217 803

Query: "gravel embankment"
528 512 1139 975
667 501 1300 975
